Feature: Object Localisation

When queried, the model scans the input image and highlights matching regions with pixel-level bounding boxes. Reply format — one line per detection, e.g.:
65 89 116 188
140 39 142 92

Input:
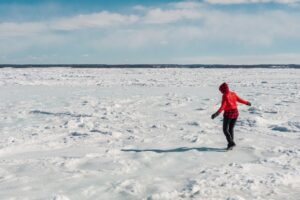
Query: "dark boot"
227 142 236 150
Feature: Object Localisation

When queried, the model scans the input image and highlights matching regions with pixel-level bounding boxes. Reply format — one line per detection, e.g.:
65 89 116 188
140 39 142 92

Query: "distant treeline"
0 64 300 68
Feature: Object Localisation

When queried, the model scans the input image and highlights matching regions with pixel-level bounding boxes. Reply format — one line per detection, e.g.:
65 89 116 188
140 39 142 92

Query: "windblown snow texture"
0 68 299 199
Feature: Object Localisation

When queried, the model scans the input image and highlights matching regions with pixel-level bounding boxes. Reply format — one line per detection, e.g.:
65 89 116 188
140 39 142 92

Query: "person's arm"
211 95 226 119
235 93 251 106
217 95 227 113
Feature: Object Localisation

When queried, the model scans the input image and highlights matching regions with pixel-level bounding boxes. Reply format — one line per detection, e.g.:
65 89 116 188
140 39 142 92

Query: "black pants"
223 117 237 145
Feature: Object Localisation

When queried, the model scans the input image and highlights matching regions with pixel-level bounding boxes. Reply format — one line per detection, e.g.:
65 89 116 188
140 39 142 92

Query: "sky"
0 0 300 64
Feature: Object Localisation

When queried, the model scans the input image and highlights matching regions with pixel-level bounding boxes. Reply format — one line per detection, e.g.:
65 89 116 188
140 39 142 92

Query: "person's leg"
223 117 234 145
229 118 237 145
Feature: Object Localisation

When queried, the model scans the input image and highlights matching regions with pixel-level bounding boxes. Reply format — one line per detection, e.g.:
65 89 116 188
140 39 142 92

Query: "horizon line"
1 64 300 69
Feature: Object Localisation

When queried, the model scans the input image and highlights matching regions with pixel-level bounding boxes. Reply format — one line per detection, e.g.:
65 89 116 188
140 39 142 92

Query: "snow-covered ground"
0 68 299 200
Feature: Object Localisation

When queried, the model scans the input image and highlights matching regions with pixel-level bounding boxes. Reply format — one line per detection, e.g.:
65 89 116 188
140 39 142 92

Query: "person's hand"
247 102 252 106
211 112 220 119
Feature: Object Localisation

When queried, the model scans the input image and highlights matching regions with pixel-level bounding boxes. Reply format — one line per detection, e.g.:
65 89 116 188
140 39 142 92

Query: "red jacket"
217 83 249 113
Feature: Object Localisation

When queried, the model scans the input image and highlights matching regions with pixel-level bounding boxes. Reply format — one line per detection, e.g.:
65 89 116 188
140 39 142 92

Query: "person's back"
225 92 235 107
219 91 248 112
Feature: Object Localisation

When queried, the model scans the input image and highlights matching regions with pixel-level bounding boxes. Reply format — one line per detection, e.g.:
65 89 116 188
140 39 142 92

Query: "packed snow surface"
0 68 299 200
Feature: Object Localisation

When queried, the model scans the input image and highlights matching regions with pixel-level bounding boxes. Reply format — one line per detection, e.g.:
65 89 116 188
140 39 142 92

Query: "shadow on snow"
121 147 226 153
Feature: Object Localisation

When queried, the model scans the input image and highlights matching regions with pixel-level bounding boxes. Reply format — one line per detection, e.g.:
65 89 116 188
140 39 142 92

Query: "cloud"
132 5 147 11
143 8 202 24
1 1 300 64
93 28 170 49
170 1 203 9
173 53 300 64
52 11 139 30
205 0 300 4
95 9 300 49
0 11 139 37
0 22 47 37
0 28 71 55
197 10 300 46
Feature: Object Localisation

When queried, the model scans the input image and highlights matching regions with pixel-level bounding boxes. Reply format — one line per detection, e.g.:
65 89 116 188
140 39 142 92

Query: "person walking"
211 82 251 150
